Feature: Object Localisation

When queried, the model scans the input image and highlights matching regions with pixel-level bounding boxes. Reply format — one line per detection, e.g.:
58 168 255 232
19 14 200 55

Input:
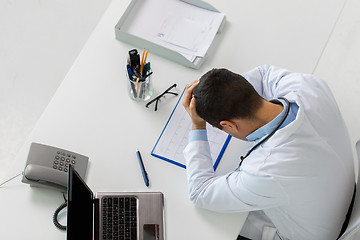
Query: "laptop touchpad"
144 224 160 240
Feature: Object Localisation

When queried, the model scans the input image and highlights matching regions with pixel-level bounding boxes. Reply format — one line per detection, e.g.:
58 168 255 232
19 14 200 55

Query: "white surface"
2 0 360 239
0 0 111 181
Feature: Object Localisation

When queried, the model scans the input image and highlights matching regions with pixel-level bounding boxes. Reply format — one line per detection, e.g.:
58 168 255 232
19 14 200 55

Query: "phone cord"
53 193 67 230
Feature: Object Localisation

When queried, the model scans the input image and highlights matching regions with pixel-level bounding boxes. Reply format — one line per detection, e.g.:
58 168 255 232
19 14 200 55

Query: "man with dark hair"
182 65 355 240
194 68 263 130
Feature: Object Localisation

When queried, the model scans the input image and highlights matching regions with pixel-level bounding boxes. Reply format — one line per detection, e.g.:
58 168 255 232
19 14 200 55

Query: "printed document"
121 0 225 62
152 90 231 169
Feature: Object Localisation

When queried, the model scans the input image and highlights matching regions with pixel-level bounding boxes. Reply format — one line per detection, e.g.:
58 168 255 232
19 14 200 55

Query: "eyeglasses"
146 84 178 111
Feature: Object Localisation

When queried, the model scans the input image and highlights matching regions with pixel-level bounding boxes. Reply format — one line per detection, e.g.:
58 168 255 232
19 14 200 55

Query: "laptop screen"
67 165 94 240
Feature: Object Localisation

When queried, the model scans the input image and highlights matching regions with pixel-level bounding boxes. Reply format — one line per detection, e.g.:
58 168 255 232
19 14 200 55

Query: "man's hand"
182 80 206 130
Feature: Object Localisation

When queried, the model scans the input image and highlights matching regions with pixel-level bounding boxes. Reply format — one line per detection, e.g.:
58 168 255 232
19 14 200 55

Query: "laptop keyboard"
102 196 137 240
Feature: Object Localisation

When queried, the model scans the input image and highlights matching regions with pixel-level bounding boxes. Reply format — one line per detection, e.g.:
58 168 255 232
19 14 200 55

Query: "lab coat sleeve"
242 65 304 100
184 141 288 212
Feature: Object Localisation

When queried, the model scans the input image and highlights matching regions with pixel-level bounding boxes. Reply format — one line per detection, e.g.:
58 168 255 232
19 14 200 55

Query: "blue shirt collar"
246 98 289 141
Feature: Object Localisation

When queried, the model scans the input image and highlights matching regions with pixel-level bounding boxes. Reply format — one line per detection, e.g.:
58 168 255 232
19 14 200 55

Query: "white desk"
0 0 346 239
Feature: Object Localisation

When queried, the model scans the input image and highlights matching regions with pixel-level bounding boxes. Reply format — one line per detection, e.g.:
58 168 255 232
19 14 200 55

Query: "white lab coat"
183 65 355 240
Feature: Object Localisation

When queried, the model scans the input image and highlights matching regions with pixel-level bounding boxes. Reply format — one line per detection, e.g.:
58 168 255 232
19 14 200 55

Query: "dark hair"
193 68 263 129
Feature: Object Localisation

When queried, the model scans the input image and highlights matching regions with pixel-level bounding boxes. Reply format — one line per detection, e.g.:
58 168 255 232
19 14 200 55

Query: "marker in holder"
127 49 153 101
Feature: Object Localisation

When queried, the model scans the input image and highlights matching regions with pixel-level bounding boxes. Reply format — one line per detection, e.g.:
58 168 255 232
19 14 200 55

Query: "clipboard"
151 88 231 169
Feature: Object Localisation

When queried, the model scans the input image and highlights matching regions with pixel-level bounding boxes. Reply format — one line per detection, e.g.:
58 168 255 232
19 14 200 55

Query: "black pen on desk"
136 149 150 187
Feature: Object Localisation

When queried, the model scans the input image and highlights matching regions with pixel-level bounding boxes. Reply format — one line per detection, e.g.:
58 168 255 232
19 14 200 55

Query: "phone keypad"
53 151 77 172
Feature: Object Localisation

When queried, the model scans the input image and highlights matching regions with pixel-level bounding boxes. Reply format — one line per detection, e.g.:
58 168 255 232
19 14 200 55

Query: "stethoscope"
236 97 290 169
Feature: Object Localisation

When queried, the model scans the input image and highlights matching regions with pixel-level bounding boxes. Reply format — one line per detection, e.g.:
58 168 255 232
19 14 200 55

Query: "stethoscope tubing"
236 97 290 169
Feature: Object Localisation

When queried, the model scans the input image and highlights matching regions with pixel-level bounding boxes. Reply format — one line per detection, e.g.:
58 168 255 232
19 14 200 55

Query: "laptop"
66 165 165 240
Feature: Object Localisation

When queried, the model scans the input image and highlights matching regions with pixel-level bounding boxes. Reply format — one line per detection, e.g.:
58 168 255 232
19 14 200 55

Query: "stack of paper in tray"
117 0 225 67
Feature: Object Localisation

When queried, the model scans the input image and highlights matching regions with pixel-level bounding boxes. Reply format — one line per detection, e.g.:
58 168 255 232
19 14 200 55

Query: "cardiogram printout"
151 89 231 169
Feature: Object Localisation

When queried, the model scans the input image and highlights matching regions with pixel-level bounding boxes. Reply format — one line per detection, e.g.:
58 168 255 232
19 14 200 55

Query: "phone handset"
24 164 68 187
21 143 88 191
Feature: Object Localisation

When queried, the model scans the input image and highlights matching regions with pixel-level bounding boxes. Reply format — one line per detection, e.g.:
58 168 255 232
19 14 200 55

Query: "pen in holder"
127 49 153 101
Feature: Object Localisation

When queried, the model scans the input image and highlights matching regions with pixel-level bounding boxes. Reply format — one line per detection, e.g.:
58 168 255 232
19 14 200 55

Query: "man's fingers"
182 88 192 110
183 83 194 107
182 80 199 110
189 96 196 111
182 80 206 130
186 80 200 93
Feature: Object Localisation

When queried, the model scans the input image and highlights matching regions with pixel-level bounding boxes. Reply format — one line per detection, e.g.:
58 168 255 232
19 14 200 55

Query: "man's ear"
219 120 238 131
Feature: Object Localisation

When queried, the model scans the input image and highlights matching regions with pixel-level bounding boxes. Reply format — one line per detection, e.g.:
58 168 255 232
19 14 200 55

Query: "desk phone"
22 143 89 192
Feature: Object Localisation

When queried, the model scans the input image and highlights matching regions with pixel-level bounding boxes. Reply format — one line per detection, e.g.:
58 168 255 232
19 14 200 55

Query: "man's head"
193 68 263 130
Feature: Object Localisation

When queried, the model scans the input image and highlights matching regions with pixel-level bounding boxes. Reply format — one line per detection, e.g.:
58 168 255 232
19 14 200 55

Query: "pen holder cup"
127 68 153 101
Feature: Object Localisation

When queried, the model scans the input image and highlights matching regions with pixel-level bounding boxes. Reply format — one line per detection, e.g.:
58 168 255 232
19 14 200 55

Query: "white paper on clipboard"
151 88 231 169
